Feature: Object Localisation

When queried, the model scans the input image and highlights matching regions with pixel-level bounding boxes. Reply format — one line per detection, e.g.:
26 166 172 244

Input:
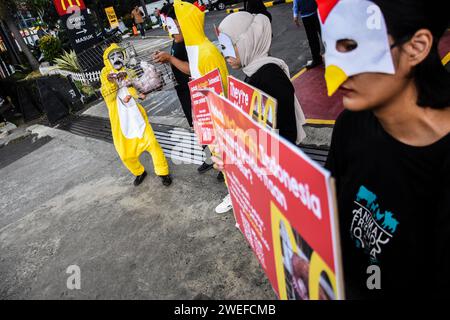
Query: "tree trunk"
4 14 40 71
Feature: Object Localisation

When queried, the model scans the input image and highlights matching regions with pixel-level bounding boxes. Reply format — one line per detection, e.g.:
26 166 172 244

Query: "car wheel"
217 2 226 10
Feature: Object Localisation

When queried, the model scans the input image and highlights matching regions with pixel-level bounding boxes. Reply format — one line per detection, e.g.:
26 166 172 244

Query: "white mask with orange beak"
318 0 395 96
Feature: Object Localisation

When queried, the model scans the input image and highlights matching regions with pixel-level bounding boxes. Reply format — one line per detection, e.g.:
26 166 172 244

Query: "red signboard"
202 90 344 300
53 0 86 16
228 76 277 129
188 69 224 145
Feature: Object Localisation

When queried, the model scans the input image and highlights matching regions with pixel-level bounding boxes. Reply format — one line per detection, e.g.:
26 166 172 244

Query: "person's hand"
138 93 146 100
107 73 117 82
211 144 224 172
123 95 132 103
294 16 300 27
116 72 127 81
153 50 172 64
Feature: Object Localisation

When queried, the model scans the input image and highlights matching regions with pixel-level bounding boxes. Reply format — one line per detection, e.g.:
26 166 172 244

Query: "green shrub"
39 35 62 64
54 50 81 72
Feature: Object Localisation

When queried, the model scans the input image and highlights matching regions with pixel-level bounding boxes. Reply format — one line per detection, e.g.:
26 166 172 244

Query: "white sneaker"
215 193 233 214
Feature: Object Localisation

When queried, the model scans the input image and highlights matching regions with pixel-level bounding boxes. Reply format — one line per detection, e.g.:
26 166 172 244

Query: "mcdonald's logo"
53 0 86 16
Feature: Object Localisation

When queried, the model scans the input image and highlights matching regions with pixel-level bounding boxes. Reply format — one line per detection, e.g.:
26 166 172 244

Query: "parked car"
204 0 244 11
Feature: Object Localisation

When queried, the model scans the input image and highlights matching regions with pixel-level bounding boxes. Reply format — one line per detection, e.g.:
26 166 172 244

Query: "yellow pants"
120 135 169 177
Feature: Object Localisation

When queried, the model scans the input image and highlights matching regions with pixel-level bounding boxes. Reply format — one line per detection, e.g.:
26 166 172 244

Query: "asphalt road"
141 3 312 78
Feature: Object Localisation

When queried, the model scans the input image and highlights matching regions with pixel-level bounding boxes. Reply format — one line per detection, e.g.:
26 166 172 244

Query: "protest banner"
202 90 344 300
188 69 224 145
227 76 277 129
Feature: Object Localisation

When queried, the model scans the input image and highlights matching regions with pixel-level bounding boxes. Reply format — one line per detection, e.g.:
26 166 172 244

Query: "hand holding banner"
53 0 86 16
202 90 344 300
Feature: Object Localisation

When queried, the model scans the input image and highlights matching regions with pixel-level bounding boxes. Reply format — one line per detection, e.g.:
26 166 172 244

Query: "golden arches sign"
61 0 82 11
53 0 85 16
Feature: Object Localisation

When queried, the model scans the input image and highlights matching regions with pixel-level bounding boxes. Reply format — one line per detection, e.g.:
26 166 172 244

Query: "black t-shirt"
326 110 450 299
171 40 190 92
245 63 297 144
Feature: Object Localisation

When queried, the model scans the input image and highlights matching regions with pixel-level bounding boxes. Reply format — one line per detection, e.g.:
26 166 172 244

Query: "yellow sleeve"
199 45 229 95
100 68 118 107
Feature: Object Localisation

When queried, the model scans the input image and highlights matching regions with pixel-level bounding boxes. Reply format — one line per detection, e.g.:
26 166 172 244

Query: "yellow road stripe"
290 67 306 81
226 0 293 13
305 119 336 125
442 52 450 66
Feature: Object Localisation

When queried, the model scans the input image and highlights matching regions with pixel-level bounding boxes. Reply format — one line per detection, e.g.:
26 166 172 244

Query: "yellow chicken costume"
174 0 228 90
100 44 170 184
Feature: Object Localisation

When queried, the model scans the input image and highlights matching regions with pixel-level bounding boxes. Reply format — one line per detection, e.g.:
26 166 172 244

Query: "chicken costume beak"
324 65 348 96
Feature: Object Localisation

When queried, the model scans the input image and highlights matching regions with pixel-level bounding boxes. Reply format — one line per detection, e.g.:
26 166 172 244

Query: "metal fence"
41 35 178 99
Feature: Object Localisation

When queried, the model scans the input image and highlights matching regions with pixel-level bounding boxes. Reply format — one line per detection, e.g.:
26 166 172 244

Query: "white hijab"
219 12 306 144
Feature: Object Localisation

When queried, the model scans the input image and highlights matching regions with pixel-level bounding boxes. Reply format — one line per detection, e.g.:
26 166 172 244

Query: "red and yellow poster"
228 76 277 129
188 69 224 145
202 90 344 300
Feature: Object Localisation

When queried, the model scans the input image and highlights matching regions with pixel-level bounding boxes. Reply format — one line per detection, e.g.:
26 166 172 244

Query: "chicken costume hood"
318 0 395 96
174 0 228 89
100 43 169 177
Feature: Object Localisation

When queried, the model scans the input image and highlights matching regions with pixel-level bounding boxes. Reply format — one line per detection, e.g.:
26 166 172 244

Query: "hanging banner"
202 90 344 300
228 75 277 129
188 69 224 145
53 0 86 16
105 6 120 29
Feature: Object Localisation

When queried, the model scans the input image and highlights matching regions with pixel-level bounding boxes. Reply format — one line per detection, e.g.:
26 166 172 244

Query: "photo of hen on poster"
188 69 224 145
227 76 277 129
201 90 344 300
279 220 335 300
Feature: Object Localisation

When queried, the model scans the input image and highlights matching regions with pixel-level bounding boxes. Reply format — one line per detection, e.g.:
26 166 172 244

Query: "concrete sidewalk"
0 125 274 299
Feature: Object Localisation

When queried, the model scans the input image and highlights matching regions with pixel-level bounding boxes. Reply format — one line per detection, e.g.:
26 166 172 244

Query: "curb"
226 0 293 14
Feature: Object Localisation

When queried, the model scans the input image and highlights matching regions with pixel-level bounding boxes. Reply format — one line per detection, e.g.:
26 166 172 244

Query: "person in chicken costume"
100 43 172 187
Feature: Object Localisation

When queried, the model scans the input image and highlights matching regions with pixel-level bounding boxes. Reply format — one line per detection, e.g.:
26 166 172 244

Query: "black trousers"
176 88 193 128
301 12 322 63
137 23 145 37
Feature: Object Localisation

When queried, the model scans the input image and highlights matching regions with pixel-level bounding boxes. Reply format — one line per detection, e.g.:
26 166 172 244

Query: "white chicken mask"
108 50 126 71
214 25 236 59
161 14 180 36
318 0 395 96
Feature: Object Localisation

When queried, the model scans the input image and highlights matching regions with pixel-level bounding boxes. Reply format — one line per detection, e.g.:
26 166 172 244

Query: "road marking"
290 67 307 81
442 52 450 66
305 119 335 125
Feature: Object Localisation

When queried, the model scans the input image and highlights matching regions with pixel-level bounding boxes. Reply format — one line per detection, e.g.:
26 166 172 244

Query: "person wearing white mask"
213 12 307 214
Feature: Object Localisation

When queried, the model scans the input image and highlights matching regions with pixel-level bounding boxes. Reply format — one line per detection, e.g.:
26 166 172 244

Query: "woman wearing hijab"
218 11 306 145
213 12 307 214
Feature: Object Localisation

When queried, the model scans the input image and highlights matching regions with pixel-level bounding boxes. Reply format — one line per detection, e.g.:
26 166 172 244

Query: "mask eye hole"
336 39 358 53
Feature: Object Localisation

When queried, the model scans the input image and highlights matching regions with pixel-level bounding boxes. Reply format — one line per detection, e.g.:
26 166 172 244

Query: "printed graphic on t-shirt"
350 185 399 263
